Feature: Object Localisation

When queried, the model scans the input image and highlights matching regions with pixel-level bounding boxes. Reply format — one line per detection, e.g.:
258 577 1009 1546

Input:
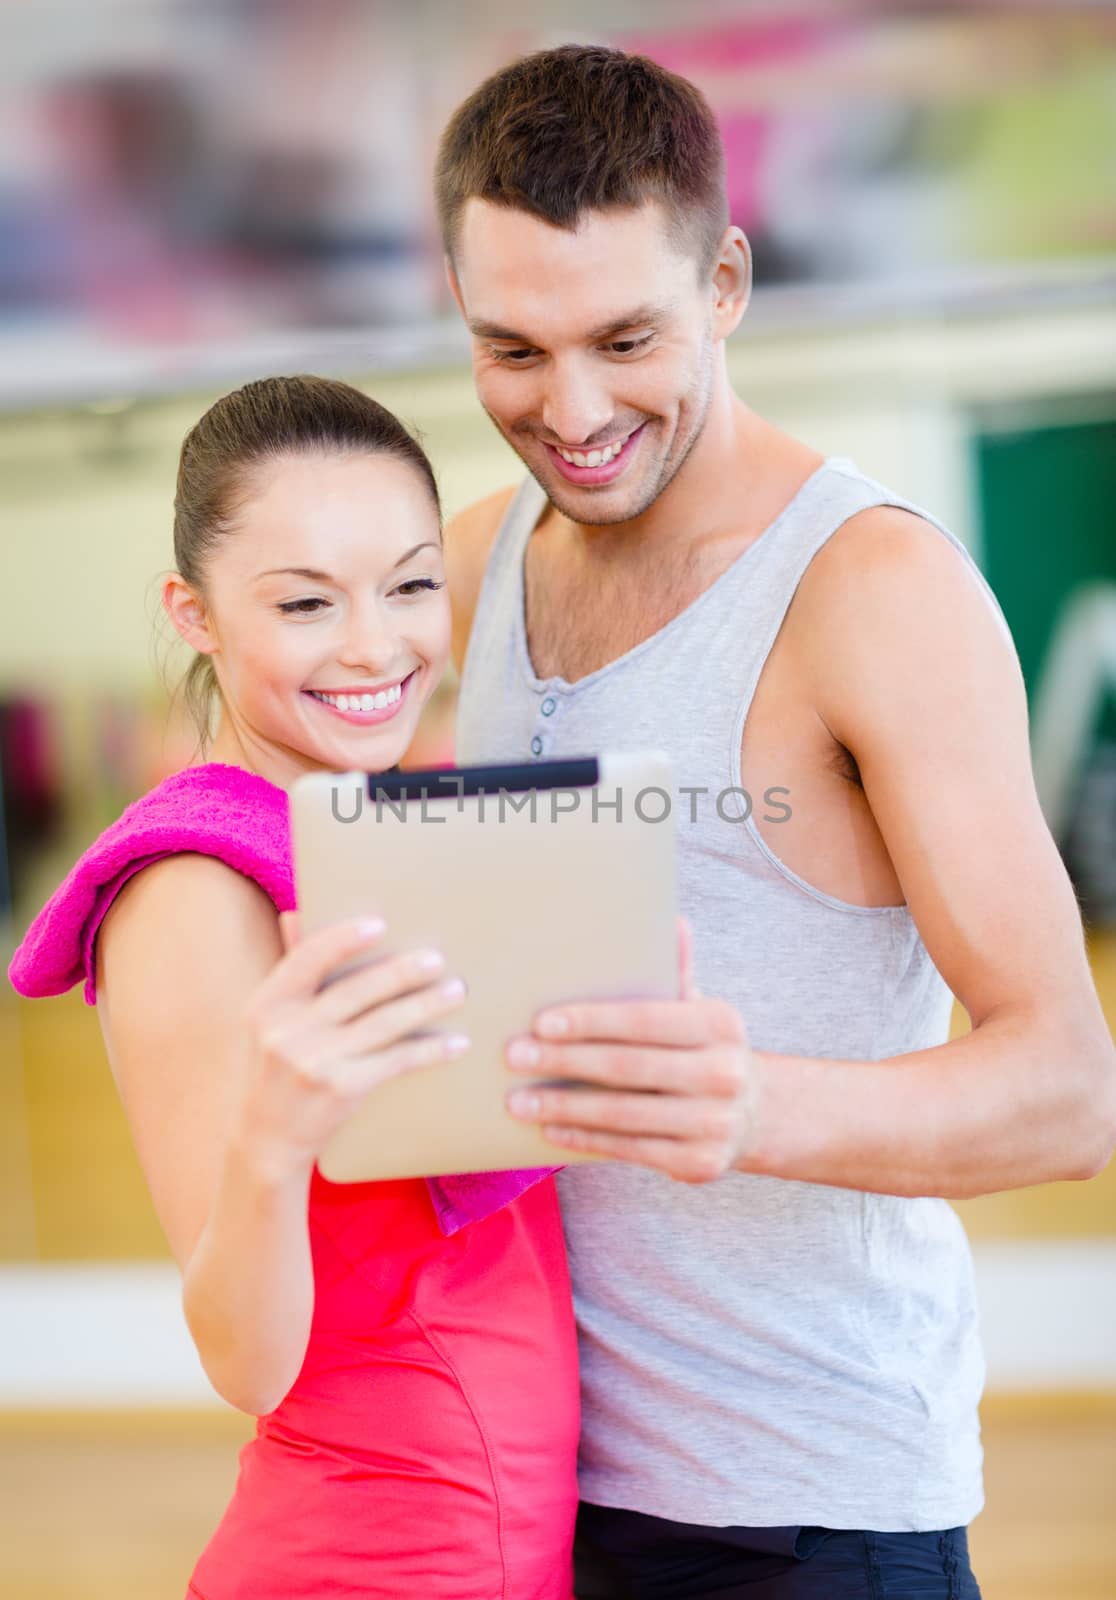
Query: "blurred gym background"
1 2 1114 1596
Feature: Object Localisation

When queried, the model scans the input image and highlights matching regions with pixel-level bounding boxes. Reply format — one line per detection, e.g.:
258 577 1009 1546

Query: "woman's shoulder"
93 848 284 1028
8 761 295 1005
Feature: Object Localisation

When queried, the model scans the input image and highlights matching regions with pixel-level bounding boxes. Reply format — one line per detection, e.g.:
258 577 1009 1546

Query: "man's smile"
540 422 647 486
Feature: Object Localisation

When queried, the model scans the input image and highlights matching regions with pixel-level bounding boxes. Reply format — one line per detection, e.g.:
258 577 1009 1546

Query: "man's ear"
711 226 752 343
163 574 218 657
445 254 466 319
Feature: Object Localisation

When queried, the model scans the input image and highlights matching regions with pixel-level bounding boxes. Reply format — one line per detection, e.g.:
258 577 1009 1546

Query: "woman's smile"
301 670 418 726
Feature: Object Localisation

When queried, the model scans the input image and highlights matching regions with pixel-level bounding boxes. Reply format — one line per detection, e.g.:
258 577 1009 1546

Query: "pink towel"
7 760 556 1235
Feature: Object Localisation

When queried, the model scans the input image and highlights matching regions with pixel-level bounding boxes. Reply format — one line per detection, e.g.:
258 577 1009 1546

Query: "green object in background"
976 411 1116 919
976 413 1116 699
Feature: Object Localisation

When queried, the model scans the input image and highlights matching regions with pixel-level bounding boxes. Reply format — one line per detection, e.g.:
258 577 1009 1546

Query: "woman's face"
176 449 450 786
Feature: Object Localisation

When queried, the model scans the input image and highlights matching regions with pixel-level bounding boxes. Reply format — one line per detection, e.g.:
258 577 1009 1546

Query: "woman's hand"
234 912 468 1180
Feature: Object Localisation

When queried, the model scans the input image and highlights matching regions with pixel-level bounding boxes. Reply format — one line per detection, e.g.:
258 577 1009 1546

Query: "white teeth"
557 437 624 468
311 683 404 712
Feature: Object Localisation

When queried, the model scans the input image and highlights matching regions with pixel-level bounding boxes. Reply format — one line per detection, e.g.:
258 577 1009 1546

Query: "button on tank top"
456 456 995 1532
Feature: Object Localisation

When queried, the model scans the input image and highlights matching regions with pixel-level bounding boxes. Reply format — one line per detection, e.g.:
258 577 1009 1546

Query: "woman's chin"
322 733 413 774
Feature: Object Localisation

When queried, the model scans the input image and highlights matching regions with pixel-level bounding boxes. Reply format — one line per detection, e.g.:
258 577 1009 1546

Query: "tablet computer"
289 750 678 1182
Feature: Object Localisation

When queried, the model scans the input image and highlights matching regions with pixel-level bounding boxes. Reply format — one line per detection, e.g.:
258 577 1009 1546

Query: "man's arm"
505 508 1116 1196
442 484 518 675
743 507 1116 1194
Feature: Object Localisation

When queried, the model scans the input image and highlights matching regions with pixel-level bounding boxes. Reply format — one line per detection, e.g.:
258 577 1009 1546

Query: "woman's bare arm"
95 854 316 1414
95 850 469 1415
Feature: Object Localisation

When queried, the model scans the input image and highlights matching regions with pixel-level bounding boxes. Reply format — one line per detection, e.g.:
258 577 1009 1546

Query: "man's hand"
504 919 758 1183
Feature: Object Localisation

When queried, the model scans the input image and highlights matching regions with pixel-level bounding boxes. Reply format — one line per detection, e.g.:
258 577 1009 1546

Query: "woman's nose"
337 607 397 674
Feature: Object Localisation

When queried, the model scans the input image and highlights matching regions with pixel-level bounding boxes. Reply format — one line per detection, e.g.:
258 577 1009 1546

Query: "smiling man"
435 44 1116 1599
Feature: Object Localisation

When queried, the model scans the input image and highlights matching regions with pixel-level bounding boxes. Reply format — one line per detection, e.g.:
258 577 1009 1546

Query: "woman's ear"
163 574 218 656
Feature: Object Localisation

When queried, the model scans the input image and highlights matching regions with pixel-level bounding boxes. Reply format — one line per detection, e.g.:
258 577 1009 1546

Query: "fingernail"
444 1033 471 1056
508 1091 540 1117
413 948 445 973
537 1012 569 1038
358 917 385 937
507 1038 541 1068
440 978 466 1002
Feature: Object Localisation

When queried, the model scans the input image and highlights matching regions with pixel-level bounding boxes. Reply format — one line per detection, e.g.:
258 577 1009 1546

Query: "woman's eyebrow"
253 545 440 584
254 565 335 583
391 541 442 569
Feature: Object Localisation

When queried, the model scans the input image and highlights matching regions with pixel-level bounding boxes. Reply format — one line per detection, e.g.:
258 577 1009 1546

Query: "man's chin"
533 468 664 527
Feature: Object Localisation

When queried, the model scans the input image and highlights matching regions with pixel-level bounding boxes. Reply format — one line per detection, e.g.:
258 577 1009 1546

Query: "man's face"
452 199 718 526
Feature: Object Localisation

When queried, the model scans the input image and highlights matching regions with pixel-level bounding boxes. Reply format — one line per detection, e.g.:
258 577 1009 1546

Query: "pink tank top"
189 1170 578 1599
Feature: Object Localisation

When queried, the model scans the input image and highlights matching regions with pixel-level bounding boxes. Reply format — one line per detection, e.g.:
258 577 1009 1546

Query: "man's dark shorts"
574 1502 983 1599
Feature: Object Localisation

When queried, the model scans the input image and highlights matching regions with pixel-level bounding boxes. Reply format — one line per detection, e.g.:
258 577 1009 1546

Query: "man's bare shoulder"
798 503 1000 633
792 502 1017 733
444 483 520 672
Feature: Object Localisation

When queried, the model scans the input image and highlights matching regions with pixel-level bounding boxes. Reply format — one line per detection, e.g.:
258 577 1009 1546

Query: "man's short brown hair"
435 44 729 275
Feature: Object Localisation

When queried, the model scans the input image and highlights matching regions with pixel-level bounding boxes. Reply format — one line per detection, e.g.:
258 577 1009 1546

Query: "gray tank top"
456 456 989 1531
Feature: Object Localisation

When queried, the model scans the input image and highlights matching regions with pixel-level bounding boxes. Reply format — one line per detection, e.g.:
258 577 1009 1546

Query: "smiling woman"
161 375 450 781
7 373 582 1599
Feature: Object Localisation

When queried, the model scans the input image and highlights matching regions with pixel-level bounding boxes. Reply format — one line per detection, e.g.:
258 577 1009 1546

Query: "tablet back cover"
290 751 677 1181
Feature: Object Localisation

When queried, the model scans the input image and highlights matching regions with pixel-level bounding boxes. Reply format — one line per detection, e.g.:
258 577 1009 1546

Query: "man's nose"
540 362 612 448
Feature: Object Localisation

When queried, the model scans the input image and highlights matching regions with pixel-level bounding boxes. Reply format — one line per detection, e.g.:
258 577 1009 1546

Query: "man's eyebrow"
253 544 440 584
468 304 669 344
